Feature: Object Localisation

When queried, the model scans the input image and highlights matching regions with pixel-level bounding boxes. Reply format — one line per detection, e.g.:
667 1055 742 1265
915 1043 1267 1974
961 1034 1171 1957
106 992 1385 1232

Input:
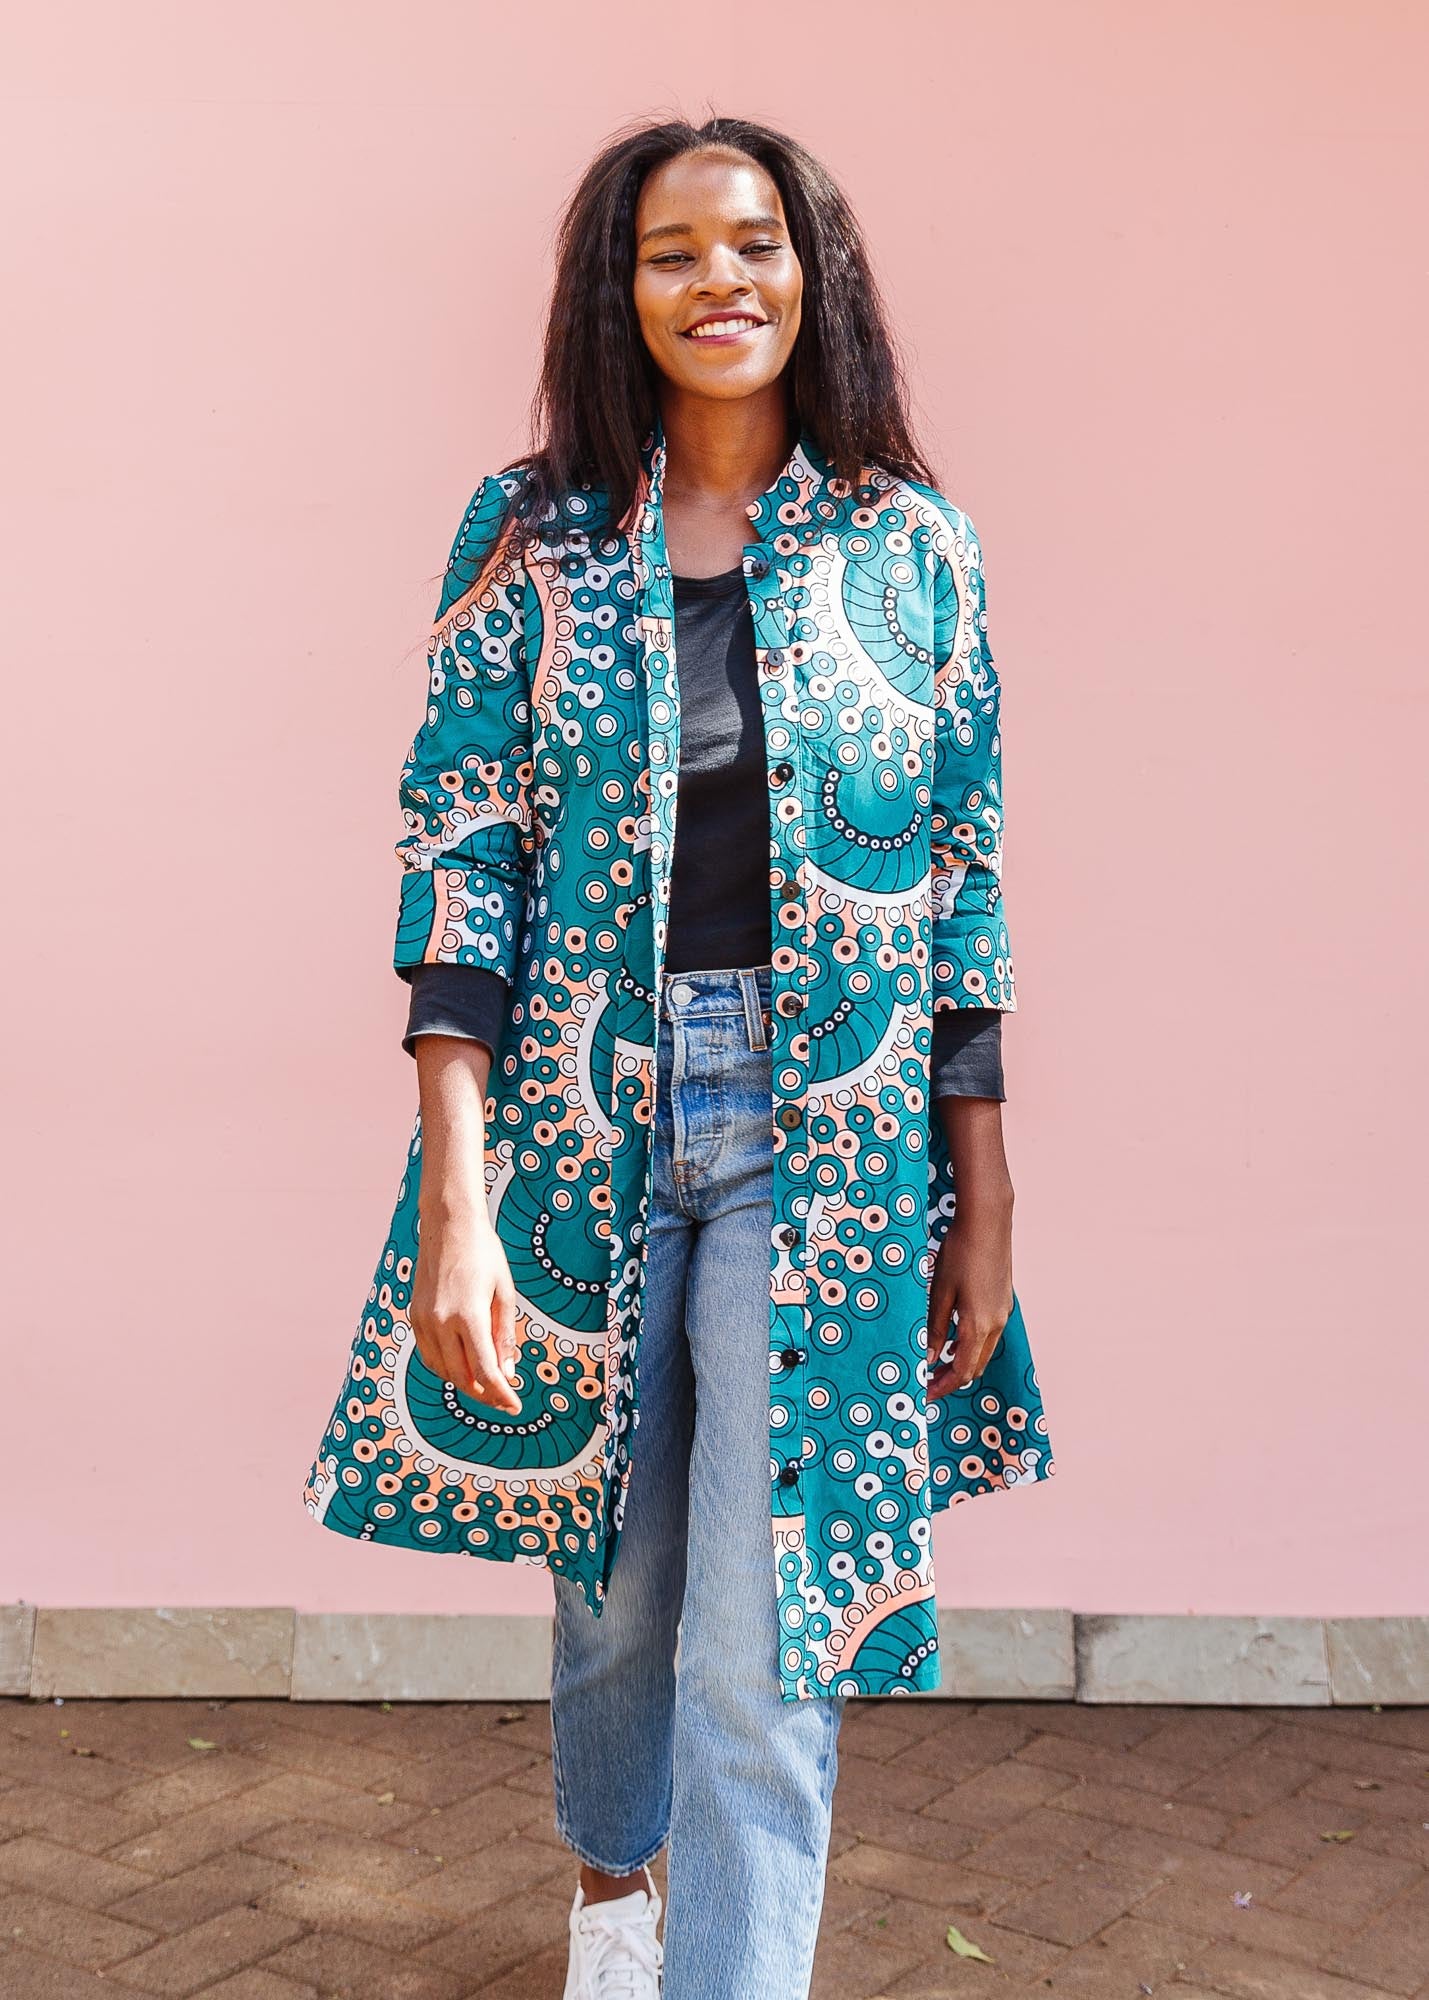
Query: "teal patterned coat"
303 417 1054 1700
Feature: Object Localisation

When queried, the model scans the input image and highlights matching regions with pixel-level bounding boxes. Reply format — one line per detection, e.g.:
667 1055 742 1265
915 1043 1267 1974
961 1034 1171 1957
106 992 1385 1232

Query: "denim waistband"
658 963 773 1050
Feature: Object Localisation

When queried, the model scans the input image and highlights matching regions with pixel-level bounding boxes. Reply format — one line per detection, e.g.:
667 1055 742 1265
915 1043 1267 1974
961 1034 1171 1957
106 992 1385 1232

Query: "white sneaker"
562 1864 664 1999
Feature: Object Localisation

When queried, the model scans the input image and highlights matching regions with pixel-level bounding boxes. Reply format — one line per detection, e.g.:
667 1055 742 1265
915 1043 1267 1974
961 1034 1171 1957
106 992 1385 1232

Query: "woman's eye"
651 243 782 266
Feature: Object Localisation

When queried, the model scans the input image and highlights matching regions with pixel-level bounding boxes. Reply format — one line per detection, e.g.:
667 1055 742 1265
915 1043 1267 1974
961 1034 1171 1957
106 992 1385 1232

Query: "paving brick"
1262 1720 1429 1785
993 1856 1164 1946
1322 1876 1429 1995
829 1839 1012 1914
837 1710 934 1763
255 1872 453 1952
960 1806 1104 1884
0 1783 158 1853
1352 1814 1429 1868
1131 1707 1277 1768
220 1771 427 1839
1014 1912 1211 1995
1182 1938 1408 1998
202 1974 319 2000
1178 1747 1324 1815
106 1907 306 1995
221 1725 408 1796
0 1835 154 1908
24 1702 259 1775
380 1740 542 1810
104 1794 291 1875
1301 1769 1429 1823
398 1781 549 1856
834 1749 956 1814
243 1822 444 1894
998 1700 1171 1751
808 1870 895 1933
0 1736 138 1803
415 1887 572 1980
881 1915 1069 1985
472 1941 570 1998
1136 1878 1348 1965
107 1754 275 1822
499 1759 559 1799
0 1887 156 1968
1015 1730 1200 1798
808 1917 928 1998
104 1854 295 1934
885 1709 1035 1781
919 1757 1080 1828
258 1930 468 1999
0 1950 120 1998
398 1833 571 1919
1086 1821 1293 1896
1224 1793 1375 1868
1043 1776 1233 1845
829 1795 988 1863
1269 1842 1419 1928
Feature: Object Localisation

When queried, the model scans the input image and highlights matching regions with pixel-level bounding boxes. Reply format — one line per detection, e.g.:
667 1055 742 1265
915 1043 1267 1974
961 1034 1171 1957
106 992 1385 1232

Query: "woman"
304 114 1052 2000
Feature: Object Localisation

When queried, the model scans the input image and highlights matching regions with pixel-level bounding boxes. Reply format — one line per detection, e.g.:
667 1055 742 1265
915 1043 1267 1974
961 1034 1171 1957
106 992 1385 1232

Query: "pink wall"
4 4 1425 1621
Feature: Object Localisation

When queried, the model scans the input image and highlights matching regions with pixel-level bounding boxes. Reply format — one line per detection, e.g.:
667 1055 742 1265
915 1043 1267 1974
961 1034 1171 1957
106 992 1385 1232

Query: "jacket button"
778 1225 799 1247
778 1346 806 1369
775 992 805 1017
765 648 785 668
769 762 794 786
777 1104 803 1129
778 1461 801 1486
748 554 771 579
778 878 801 901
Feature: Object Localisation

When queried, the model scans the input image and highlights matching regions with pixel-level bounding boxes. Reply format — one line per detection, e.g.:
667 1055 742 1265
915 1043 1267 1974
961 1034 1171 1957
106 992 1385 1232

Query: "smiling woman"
302 110 1047 2000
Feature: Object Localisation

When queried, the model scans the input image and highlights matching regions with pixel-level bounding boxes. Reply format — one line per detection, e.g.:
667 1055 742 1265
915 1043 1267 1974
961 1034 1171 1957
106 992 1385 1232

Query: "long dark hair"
497 113 937 559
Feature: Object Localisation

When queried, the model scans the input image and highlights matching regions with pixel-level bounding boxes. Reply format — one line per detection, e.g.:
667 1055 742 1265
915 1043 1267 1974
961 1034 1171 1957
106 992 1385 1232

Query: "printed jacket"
303 417 1054 1700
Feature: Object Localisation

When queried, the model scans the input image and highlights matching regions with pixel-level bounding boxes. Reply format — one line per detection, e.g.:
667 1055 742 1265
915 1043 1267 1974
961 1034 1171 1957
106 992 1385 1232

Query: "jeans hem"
554 1822 669 1875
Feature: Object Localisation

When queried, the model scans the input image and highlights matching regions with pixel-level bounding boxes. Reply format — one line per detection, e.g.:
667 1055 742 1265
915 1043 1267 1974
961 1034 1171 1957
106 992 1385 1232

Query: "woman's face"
633 149 803 404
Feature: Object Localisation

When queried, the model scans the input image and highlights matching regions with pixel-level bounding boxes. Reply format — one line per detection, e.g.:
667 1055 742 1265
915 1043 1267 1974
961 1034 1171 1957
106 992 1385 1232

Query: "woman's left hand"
926 1195 1014 1401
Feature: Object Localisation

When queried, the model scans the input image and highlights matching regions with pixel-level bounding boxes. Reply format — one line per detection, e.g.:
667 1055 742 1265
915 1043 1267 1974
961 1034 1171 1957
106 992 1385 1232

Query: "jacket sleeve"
928 513 1017 1014
393 474 537 986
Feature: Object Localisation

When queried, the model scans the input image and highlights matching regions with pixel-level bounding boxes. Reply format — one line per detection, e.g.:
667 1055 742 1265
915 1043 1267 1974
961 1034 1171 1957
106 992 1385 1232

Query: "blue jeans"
549 961 847 2000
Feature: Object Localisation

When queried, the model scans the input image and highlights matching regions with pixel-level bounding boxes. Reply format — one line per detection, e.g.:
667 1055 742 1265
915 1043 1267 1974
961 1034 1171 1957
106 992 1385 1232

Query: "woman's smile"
682 313 770 345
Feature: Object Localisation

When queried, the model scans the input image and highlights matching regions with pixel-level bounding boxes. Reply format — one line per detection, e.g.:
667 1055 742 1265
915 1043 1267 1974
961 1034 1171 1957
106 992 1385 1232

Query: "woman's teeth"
687 318 763 339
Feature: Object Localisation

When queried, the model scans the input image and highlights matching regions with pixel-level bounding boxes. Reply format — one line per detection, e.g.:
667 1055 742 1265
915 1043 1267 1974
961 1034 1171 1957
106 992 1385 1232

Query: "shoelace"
576 1895 664 1997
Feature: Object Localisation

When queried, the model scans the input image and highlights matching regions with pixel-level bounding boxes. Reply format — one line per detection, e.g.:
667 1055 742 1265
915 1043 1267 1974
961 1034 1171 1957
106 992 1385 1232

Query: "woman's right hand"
410 1206 523 1414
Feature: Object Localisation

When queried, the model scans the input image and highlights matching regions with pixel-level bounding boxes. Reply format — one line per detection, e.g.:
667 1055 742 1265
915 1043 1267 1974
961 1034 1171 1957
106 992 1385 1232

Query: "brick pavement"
0 1694 1425 1997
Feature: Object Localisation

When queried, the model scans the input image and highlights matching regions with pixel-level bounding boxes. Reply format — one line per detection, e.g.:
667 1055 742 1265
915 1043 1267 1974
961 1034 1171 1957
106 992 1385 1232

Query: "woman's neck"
656 386 798 512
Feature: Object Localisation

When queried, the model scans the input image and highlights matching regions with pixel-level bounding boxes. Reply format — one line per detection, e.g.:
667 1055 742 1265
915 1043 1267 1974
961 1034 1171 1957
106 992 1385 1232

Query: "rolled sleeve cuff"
400 962 511 1061
930 1007 1005 1102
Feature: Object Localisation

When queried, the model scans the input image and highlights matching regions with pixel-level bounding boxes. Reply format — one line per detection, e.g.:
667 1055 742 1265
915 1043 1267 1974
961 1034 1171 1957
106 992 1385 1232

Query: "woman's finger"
489 1271 521 1385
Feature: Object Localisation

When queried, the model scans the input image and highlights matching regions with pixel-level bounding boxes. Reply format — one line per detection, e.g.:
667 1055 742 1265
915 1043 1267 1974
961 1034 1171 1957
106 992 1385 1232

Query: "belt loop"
739 968 768 1051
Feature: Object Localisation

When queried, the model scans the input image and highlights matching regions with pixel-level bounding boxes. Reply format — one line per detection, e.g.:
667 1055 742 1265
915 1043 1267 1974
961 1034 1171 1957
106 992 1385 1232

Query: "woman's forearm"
935 1093 1015 1216
414 1035 494 1221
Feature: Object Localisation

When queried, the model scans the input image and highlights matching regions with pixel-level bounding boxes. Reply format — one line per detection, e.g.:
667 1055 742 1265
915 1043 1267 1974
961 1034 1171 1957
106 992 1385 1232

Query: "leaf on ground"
945 1923 994 1963
186 1737 218 1751
1353 1779 1381 1791
1320 1829 1356 1842
376 1791 396 1804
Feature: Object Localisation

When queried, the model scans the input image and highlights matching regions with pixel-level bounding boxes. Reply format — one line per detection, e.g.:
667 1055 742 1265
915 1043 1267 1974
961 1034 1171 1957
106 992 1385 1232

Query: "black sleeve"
930 1008 1005 1102
400 963 511 1062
